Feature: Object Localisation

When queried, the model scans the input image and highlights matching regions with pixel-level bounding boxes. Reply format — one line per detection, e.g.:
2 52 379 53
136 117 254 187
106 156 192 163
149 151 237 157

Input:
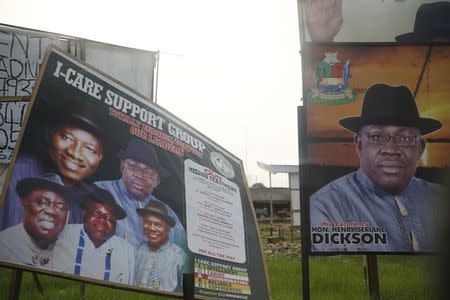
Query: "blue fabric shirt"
0 154 84 230
134 241 186 292
95 179 187 250
310 168 442 252
55 224 135 285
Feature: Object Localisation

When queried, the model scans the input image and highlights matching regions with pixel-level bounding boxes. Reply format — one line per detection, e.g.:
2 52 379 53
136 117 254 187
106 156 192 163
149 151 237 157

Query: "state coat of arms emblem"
306 52 357 105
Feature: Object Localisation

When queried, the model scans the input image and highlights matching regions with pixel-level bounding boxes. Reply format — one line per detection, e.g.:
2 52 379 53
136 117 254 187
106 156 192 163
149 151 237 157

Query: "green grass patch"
309 255 437 300
265 255 301 300
0 268 170 300
0 222 439 300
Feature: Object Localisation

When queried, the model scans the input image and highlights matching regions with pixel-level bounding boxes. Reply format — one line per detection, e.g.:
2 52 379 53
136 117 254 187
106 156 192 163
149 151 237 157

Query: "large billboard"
0 47 269 299
302 44 449 254
300 0 450 43
0 24 157 164
0 98 28 163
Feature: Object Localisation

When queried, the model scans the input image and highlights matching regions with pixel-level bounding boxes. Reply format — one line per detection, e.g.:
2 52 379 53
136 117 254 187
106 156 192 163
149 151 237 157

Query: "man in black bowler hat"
310 83 443 252
55 184 135 284
0 100 109 229
95 138 187 249
0 173 73 268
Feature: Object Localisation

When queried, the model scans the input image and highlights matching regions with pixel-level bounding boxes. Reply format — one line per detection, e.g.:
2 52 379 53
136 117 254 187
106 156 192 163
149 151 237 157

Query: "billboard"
0 24 157 164
300 0 450 43
302 44 449 254
0 98 28 163
0 47 269 299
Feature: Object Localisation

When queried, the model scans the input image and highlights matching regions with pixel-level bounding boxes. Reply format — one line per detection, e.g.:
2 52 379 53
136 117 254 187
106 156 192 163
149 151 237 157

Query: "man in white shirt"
56 185 135 284
0 173 73 269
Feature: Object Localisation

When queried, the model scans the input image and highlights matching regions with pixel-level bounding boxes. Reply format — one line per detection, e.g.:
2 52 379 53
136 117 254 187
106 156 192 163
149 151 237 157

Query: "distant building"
250 186 291 220
255 162 300 225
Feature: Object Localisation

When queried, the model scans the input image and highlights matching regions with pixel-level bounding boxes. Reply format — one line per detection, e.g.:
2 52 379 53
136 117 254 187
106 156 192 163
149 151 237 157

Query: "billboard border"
0 45 270 300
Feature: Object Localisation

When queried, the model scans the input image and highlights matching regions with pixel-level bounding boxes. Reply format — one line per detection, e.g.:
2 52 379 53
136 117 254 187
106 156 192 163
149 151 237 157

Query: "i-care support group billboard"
0 47 270 300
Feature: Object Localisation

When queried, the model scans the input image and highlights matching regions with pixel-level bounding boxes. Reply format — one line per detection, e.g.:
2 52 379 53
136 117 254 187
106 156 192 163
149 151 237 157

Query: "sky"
0 0 302 187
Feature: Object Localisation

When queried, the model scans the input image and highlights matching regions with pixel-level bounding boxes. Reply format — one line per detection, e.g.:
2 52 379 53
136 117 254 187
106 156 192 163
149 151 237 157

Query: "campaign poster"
302 44 450 254
300 0 450 43
0 98 29 163
0 47 269 299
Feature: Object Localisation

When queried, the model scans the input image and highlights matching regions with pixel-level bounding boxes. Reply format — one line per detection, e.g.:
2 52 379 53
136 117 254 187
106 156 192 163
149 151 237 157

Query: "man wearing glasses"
310 83 443 252
95 138 187 249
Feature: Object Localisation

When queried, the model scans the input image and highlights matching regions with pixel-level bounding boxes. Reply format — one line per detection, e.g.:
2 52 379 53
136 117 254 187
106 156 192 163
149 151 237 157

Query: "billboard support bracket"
8 269 23 300
365 255 380 300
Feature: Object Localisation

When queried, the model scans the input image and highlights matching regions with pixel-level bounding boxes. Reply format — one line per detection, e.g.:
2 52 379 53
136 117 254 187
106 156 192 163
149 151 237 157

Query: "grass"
0 269 170 300
266 255 301 300
309 255 437 300
0 222 440 299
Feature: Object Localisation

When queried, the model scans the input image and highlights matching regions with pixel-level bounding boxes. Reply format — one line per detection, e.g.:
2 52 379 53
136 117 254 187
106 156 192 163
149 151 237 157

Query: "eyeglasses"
125 161 158 178
359 132 421 147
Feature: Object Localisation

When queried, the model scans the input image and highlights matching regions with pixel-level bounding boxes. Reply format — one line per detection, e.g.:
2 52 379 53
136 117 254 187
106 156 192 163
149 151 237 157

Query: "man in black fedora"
304 1 450 43
0 100 109 229
95 138 187 249
395 1 450 43
134 201 187 292
310 83 443 252
0 173 74 268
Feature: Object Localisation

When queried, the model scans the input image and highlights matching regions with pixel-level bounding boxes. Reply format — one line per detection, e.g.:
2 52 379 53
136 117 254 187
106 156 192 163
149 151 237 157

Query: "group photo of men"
0 54 190 292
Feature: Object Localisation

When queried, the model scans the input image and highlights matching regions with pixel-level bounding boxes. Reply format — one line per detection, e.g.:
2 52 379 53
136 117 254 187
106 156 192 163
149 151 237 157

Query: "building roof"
257 161 298 174
249 187 290 202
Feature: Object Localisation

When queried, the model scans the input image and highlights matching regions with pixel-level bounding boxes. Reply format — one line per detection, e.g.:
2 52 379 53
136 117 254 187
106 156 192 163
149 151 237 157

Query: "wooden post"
365 255 380 300
9 269 23 300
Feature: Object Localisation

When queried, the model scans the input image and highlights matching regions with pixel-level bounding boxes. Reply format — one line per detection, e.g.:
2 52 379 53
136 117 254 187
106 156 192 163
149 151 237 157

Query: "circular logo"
210 152 235 179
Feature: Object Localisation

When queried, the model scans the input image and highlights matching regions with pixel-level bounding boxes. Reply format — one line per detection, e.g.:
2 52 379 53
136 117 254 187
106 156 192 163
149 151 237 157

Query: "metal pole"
183 273 195 300
32 272 44 295
9 269 23 300
153 51 160 104
80 282 86 298
269 172 273 225
298 106 310 300
365 255 380 300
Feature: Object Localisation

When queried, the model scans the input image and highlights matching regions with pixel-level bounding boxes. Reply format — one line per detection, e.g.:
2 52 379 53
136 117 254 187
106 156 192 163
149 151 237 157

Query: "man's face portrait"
121 158 160 200
142 214 170 250
49 126 103 187
355 125 425 195
22 189 68 247
83 202 116 247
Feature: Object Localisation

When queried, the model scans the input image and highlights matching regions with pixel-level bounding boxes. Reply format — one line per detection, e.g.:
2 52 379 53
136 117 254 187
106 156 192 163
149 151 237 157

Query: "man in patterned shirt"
134 201 187 292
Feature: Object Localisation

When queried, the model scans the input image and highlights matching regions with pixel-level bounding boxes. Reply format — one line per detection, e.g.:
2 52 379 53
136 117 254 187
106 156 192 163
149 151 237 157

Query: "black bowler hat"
117 138 169 177
79 184 126 220
338 83 442 135
395 2 450 43
50 100 115 150
136 201 175 227
16 173 75 202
